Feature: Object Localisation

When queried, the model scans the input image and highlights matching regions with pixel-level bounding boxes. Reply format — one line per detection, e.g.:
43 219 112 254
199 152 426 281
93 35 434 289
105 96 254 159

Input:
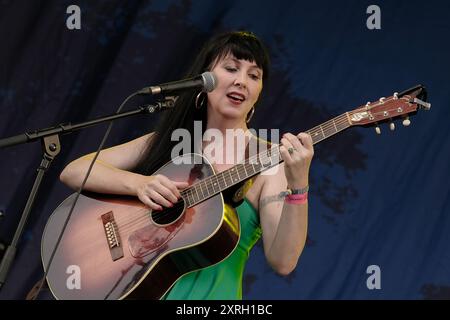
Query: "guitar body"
41 153 240 299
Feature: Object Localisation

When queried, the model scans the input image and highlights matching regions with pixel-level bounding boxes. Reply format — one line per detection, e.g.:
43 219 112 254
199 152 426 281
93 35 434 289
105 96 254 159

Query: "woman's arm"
60 133 152 194
258 132 313 275
59 132 188 210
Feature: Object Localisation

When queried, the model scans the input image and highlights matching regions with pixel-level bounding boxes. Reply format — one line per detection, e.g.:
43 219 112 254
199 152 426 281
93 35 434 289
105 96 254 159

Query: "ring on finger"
288 147 297 155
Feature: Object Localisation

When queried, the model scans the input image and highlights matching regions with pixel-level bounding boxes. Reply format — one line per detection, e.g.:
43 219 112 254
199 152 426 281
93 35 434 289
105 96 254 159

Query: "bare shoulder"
84 132 156 171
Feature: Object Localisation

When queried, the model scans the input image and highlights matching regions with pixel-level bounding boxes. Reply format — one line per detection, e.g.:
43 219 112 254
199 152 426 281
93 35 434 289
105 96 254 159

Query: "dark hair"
134 31 270 175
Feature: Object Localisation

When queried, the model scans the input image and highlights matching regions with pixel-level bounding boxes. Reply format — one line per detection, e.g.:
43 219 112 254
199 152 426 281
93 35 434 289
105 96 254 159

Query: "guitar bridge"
101 211 124 261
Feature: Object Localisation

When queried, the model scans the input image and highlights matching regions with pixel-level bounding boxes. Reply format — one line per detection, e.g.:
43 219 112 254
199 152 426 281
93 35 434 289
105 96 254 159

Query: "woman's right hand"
134 174 189 211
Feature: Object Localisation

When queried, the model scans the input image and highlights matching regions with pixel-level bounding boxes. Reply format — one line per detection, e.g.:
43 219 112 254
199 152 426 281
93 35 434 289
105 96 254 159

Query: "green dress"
163 198 262 300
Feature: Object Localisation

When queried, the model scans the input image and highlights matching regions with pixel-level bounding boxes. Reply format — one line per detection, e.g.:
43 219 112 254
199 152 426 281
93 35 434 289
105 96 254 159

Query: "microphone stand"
0 96 176 289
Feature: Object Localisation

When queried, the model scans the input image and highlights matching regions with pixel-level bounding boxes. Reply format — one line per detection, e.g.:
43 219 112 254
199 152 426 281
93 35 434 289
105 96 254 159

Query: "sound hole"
151 198 186 225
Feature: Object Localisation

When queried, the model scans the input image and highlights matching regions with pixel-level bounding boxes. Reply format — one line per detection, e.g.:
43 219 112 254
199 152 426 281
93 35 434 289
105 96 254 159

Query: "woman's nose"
234 71 247 88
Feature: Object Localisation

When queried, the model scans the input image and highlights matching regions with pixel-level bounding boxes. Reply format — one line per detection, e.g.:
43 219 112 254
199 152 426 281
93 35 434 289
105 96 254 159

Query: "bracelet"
279 185 309 205
287 185 309 195
285 192 308 205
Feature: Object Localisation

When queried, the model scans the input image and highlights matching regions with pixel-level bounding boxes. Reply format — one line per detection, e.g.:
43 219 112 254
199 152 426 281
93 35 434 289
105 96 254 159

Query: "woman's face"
207 54 263 123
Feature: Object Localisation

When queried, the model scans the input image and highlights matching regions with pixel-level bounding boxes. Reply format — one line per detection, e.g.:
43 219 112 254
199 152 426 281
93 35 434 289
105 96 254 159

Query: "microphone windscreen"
201 72 217 92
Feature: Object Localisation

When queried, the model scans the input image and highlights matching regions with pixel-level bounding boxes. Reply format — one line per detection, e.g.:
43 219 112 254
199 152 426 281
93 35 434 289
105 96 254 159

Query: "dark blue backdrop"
1 0 449 299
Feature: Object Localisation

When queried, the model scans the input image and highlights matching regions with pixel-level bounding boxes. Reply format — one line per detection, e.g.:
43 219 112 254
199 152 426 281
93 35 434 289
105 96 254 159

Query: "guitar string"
177 113 354 204
117 111 362 229
115 102 408 229
114 114 354 229
178 112 353 202
116 203 189 234
116 110 386 232
115 115 353 230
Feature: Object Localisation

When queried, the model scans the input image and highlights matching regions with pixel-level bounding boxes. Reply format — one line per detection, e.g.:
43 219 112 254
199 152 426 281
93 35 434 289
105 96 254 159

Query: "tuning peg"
393 92 399 100
402 117 411 126
375 126 381 135
389 122 395 131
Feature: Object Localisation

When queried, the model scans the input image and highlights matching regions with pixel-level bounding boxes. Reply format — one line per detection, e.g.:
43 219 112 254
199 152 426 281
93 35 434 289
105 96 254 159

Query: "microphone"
138 72 217 95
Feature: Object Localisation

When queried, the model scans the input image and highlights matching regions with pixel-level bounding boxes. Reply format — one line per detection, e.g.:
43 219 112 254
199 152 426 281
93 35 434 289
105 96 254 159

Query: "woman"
60 31 314 299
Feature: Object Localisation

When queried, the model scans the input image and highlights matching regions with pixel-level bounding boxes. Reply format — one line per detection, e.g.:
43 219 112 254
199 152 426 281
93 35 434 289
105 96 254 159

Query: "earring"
195 91 206 109
246 106 255 123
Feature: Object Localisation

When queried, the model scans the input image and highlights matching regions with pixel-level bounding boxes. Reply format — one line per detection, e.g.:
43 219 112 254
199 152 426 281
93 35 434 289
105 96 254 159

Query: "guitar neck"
307 112 352 145
182 113 352 207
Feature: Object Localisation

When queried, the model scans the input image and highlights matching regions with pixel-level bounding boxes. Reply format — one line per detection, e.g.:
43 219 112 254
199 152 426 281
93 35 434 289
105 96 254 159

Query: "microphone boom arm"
0 96 174 290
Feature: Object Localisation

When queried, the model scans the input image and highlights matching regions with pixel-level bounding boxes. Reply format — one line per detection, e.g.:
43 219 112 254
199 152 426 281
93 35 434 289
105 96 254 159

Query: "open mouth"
226 93 245 102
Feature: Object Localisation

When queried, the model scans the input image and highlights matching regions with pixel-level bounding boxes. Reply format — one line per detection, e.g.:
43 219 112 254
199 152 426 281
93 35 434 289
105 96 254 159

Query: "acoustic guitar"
41 85 430 299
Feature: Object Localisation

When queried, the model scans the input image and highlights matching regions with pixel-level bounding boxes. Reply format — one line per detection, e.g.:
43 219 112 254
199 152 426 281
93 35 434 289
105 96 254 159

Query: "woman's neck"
203 114 251 166
205 113 248 135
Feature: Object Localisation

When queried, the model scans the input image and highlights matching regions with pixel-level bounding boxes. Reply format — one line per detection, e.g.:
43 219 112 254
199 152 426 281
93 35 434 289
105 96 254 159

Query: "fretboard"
182 113 351 207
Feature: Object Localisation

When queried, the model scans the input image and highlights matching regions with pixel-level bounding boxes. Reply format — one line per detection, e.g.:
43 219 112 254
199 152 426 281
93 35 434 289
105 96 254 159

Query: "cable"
33 91 140 300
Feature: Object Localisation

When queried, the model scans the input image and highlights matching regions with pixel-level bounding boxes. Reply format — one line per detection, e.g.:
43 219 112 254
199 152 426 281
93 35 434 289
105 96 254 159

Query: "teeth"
228 94 244 101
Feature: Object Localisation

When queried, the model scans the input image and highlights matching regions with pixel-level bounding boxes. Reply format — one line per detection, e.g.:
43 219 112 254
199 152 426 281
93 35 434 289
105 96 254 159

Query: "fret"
212 176 219 193
263 151 272 168
188 189 195 204
206 178 213 197
235 166 241 181
251 162 257 175
308 127 324 144
345 112 351 125
242 164 249 179
253 162 262 174
272 148 281 165
265 153 273 169
243 163 249 177
332 119 338 132
310 128 320 141
185 192 193 207
320 125 325 139
227 169 234 187
245 163 251 179
220 171 227 190
337 117 349 131
203 180 210 199
308 130 318 144
193 185 200 203
250 162 256 174
197 180 205 200
260 156 268 169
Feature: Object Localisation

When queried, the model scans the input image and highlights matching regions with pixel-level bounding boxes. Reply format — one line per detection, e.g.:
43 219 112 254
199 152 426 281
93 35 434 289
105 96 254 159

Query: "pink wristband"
285 192 308 204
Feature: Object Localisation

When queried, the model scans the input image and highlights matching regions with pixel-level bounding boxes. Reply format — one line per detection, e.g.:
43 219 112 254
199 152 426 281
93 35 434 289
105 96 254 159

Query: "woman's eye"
225 66 237 72
250 74 260 80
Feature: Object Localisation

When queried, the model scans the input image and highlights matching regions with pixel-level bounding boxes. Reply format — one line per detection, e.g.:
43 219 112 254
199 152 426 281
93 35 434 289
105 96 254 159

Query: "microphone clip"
140 96 178 114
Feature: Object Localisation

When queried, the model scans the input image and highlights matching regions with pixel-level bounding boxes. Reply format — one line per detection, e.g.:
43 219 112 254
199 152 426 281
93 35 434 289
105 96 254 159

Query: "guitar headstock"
348 85 431 133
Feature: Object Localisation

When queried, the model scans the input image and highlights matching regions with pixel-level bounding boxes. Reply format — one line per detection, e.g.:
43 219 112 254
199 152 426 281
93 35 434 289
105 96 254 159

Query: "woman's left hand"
279 132 314 188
